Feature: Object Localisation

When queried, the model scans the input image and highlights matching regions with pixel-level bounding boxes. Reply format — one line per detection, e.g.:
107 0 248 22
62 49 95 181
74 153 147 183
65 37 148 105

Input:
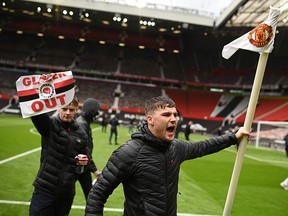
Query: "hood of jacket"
81 98 100 121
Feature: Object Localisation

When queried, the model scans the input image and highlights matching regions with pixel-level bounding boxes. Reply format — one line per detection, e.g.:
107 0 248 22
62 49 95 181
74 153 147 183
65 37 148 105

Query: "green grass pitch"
0 115 287 216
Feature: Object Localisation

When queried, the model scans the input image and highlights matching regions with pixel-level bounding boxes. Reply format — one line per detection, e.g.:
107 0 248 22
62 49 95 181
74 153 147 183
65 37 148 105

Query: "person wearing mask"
85 96 250 216
76 98 102 199
29 97 89 216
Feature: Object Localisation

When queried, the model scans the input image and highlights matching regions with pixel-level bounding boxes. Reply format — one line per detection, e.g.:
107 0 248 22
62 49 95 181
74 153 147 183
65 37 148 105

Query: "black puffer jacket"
31 113 88 198
76 115 97 173
85 122 239 216
76 98 100 173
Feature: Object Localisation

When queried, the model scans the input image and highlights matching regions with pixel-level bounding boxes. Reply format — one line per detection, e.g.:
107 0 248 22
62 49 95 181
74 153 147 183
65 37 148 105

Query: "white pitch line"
0 147 41 165
29 128 40 136
0 127 41 165
92 127 101 132
0 200 30 205
0 200 218 216
0 126 102 165
225 148 288 165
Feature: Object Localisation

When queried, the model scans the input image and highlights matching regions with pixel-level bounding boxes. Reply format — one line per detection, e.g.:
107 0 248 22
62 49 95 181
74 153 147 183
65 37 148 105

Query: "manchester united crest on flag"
222 7 281 59
16 71 75 118
248 23 273 47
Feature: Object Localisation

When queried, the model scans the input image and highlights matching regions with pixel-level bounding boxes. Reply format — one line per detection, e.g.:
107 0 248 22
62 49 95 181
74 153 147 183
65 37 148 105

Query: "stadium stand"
75 41 120 73
34 38 79 68
0 32 42 63
237 97 288 122
44 22 84 39
75 78 117 106
120 84 162 109
3 16 44 33
160 51 185 80
0 2 288 132
120 46 160 78
0 71 18 95
165 88 222 120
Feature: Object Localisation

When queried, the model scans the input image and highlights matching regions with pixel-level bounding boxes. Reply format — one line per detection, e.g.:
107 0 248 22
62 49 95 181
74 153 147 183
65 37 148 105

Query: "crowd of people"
27 91 288 216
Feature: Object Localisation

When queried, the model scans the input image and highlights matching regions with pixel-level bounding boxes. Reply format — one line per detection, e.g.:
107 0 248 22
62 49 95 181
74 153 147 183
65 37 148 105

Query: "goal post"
254 121 288 150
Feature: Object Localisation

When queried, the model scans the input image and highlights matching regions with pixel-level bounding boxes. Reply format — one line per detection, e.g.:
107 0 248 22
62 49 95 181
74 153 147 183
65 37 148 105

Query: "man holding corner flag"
85 96 250 216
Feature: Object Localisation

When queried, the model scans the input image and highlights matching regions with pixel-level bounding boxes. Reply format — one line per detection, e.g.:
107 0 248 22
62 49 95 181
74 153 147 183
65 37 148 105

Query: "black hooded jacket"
76 98 100 173
76 115 98 172
85 122 239 216
31 113 88 198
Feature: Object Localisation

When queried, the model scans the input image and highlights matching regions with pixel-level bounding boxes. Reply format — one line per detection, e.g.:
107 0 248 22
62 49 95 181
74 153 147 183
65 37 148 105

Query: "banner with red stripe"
16 71 75 118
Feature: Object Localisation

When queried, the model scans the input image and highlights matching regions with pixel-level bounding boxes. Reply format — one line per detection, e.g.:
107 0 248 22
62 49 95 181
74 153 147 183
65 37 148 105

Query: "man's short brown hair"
144 96 175 116
70 96 79 107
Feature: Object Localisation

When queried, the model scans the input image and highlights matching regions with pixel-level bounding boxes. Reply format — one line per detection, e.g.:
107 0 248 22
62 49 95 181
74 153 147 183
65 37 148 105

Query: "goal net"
253 121 288 151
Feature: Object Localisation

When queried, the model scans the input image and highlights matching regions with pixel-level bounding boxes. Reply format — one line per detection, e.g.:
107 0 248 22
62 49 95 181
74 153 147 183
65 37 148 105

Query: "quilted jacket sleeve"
76 116 97 172
31 113 52 136
85 141 137 215
177 132 238 162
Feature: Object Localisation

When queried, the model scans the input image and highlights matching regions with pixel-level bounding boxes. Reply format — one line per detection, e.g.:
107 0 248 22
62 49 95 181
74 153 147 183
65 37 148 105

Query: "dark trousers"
29 190 73 216
77 171 92 199
102 124 107 133
109 128 118 144
185 132 190 141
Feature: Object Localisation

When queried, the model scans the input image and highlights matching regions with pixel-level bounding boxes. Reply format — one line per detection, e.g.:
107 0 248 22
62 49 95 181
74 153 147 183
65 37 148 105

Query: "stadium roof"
21 0 288 29
2 0 288 42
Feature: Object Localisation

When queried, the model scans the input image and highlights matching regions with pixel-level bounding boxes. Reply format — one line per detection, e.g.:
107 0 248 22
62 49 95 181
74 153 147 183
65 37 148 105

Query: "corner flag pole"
223 52 269 216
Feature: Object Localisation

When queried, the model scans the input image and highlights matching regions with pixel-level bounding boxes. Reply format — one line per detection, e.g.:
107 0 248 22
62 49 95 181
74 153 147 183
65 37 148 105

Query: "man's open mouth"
167 126 175 133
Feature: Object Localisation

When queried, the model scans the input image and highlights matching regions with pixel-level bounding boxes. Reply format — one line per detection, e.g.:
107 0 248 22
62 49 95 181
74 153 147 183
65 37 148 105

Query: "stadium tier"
0 1 288 133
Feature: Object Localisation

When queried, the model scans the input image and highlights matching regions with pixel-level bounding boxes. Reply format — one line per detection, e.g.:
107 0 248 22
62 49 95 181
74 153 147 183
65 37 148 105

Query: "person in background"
85 95 250 216
128 117 136 134
184 120 193 141
109 115 119 145
29 97 89 216
174 110 183 139
101 113 109 133
284 133 288 157
76 98 102 200
217 126 223 136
